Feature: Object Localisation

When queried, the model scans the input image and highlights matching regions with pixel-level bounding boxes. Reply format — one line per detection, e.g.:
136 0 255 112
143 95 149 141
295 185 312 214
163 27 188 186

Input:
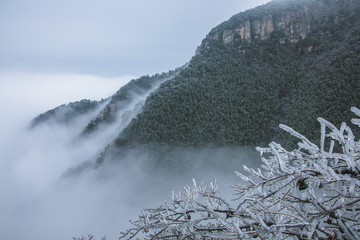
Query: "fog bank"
0 73 261 240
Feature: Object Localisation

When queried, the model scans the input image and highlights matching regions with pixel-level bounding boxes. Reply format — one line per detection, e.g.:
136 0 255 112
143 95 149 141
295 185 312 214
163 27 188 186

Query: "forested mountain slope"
33 0 360 162
114 0 360 149
31 99 102 127
81 71 176 136
31 71 177 134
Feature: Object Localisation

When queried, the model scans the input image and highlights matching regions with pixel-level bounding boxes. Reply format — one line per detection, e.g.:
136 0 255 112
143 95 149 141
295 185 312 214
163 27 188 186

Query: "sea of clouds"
0 73 260 240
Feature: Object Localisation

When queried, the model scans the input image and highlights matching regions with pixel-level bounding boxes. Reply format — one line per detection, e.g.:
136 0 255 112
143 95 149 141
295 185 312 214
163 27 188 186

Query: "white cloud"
0 72 134 186
0 73 135 239
0 72 261 240
0 73 135 114
0 0 271 76
0 1 272 237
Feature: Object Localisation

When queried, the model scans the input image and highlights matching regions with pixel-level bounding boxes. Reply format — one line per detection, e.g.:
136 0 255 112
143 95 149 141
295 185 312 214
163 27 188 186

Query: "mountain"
81 71 178 136
114 0 360 147
32 0 360 164
31 70 178 131
31 99 102 127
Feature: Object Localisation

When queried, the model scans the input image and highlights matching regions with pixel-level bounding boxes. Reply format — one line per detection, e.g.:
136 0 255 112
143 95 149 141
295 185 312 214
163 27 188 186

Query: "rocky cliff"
199 0 360 49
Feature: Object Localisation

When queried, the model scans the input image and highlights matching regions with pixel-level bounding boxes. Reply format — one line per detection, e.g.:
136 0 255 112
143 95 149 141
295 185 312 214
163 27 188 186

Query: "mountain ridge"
200 0 360 48
113 0 360 148
32 0 360 165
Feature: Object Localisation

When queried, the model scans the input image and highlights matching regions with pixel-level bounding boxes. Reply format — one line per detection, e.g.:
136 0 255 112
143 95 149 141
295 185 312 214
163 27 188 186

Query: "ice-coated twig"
120 107 360 239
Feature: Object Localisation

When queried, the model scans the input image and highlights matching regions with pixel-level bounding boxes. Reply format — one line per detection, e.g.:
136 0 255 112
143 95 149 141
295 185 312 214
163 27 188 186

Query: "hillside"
31 70 178 133
32 0 360 163
114 0 360 148
31 99 102 127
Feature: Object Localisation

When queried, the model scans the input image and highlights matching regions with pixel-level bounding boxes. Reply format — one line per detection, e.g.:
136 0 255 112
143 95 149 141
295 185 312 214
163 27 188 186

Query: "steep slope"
32 0 360 164
31 69 179 142
113 0 360 149
81 71 177 136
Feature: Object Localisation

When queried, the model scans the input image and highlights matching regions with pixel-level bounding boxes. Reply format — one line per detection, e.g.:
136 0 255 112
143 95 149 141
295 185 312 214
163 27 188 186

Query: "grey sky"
0 2 274 239
0 0 270 77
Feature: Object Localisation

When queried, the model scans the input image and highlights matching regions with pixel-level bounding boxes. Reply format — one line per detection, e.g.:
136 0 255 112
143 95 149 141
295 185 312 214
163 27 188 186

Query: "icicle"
256 147 271 156
339 122 346 136
318 118 347 147
261 164 270 172
257 215 270 231
329 140 335 154
343 155 356 171
243 165 252 175
234 171 249 182
233 219 244 238
351 107 360 117
209 179 218 194
320 122 326 153
349 178 355 193
344 126 355 151
317 118 339 134
327 166 341 181
192 178 197 187
351 118 360 127
280 124 319 152
269 142 292 174
261 157 273 172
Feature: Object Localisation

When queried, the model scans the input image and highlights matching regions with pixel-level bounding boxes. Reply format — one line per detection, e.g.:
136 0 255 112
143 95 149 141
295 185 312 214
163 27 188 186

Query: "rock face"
235 21 252 42
208 0 359 46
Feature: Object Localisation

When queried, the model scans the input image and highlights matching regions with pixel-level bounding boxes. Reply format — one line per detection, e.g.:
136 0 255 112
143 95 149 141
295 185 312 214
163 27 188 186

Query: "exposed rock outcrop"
204 0 359 47
235 21 252 42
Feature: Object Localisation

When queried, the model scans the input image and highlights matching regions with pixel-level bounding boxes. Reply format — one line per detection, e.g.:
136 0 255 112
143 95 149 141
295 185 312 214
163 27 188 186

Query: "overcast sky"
0 2 272 239
0 0 271 77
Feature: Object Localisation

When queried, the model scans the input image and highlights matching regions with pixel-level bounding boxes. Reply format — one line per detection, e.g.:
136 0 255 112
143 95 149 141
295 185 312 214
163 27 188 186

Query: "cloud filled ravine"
0 73 260 240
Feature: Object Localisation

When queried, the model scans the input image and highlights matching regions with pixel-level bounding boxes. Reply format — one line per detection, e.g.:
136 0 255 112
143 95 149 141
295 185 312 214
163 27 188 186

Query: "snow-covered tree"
120 107 360 240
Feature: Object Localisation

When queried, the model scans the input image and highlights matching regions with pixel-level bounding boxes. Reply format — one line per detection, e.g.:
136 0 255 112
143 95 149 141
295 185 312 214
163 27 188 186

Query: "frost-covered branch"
72 235 106 240
120 107 360 239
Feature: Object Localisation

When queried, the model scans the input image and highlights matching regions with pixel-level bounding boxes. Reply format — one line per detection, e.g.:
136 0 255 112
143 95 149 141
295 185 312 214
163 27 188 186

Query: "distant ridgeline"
33 0 360 161
31 71 177 134
31 99 101 127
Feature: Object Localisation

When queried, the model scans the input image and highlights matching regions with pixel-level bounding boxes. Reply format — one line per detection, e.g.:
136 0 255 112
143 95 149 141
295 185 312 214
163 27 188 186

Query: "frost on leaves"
120 107 360 239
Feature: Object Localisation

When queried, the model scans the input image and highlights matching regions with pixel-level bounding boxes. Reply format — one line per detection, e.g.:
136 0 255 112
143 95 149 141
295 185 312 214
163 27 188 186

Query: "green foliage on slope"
115 7 360 148
30 99 100 128
82 72 174 135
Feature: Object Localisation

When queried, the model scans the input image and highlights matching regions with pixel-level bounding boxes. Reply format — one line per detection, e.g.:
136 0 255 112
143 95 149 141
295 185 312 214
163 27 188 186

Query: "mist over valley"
1 0 360 239
0 74 260 240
